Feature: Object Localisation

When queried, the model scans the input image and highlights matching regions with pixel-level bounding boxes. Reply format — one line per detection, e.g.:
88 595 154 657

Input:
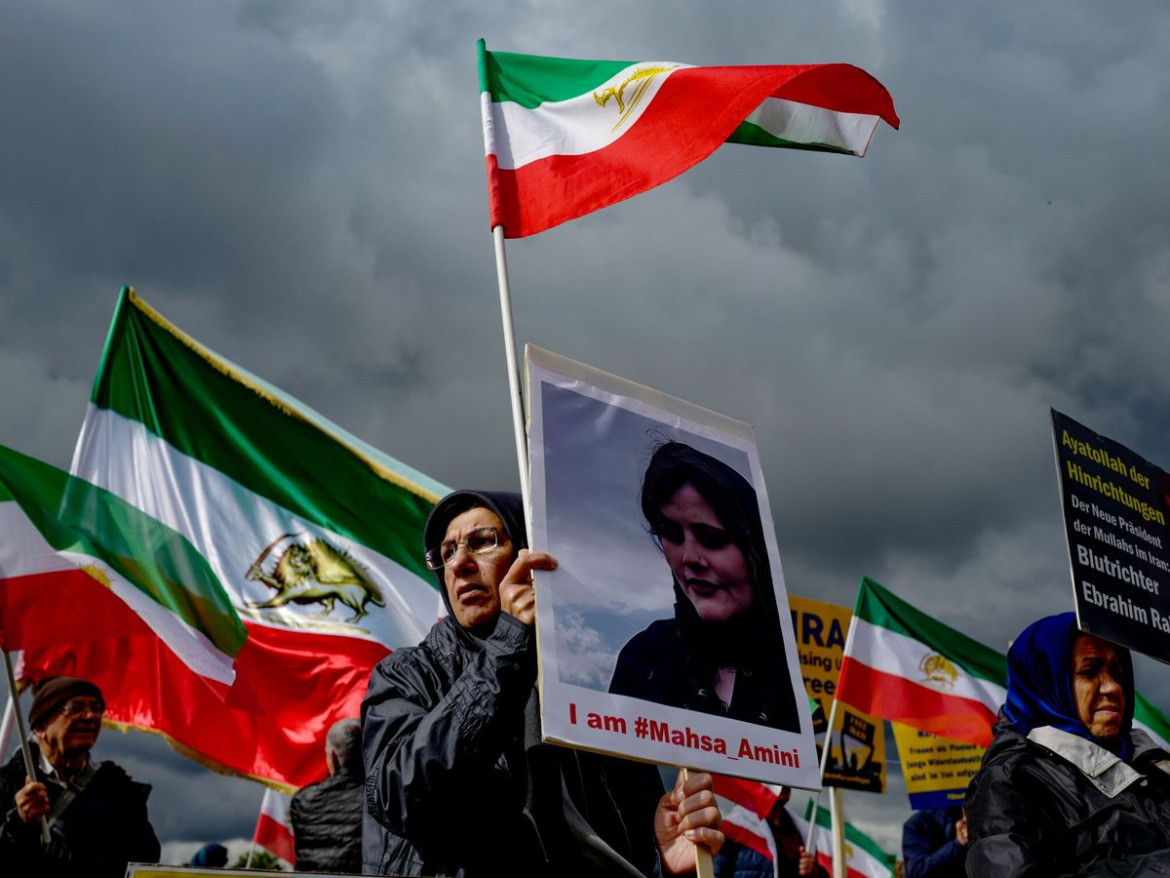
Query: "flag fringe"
100 717 299 794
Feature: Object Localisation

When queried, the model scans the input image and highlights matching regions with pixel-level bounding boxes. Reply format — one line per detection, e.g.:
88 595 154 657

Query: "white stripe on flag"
744 96 880 155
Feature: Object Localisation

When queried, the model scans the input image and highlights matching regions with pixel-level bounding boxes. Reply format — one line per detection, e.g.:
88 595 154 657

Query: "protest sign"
1052 410 1170 661
891 722 984 809
789 595 886 792
526 346 818 787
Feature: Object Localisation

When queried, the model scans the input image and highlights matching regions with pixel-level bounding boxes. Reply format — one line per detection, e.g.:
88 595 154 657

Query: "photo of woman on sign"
608 440 799 732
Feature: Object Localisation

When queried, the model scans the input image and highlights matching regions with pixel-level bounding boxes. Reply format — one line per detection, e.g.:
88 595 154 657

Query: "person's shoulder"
292 777 325 804
619 618 678 655
366 619 462 702
376 620 457 672
93 759 133 784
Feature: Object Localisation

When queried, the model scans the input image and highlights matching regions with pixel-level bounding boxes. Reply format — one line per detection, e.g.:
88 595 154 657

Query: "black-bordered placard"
1052 409 1170 661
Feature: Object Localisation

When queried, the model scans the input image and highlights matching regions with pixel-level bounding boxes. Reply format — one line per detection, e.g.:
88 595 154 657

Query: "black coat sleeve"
362 615 537 840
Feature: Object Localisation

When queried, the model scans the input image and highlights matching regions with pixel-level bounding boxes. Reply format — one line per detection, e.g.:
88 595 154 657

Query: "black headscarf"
640 441 784 668
423 489 527 621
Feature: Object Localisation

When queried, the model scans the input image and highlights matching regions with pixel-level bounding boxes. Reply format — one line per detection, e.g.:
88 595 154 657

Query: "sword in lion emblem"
593 64 678 132
245 532 386 622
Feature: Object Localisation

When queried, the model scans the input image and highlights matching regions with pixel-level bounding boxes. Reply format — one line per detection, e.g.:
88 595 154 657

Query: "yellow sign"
788 594 886 793
891 721 985 809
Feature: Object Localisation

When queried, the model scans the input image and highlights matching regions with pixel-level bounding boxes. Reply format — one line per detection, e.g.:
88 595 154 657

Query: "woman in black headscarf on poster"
966 612 1170 877
608 441 799 732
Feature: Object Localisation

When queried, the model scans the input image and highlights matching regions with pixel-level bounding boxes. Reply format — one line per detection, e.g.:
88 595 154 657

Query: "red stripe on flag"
490 64 898 237
0 569 148 650
836 660 997 746
18 574 389 787
722 818 773 861
712 774 780 819
255 811 296 866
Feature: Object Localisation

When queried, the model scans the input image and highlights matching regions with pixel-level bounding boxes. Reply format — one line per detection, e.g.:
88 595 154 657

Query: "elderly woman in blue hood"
609 442 798 732
362 489 723 877
965 612 1170 876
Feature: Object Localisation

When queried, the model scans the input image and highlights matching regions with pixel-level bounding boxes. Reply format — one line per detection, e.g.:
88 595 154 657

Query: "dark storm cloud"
3 0 1170 851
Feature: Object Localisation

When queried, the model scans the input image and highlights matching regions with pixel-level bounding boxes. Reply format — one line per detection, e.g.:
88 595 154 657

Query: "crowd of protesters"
8 493 1170 876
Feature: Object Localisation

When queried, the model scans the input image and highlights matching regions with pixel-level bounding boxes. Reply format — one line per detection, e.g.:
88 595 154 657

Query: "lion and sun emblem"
244 532 385 624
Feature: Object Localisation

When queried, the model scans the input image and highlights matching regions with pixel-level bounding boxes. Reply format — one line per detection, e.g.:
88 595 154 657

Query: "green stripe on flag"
855 577 1007 686
0 443 246 657
91 289 438 583
479 44 632 108
1135 692 1170 745
727 121 855 154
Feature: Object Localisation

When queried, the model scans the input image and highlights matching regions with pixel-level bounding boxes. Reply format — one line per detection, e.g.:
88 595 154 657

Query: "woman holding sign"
609 441 798 732
966 612 1170 876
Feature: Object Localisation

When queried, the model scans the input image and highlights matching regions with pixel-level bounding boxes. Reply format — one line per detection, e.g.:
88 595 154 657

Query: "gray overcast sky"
3 0 1170 860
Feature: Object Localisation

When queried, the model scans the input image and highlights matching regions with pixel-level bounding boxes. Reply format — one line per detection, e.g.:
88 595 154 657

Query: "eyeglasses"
425 527 505 570
59 699 105 718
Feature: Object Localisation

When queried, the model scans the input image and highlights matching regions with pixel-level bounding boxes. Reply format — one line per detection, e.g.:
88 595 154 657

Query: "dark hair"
640 441 774 614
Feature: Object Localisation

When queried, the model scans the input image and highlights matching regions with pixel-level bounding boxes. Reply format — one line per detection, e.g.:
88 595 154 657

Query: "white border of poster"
526 346 819 788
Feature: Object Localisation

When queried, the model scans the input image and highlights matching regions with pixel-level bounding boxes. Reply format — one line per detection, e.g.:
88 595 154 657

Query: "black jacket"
0 745 160 878
362 611 668 877
966 722 1170 877
291 755 363 873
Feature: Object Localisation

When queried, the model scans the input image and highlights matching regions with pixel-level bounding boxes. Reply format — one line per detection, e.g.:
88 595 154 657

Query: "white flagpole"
2 651 50 845
491 224 531 513
829 787 847 878
804 695 841 852
0 694 15 761
244 786 267 868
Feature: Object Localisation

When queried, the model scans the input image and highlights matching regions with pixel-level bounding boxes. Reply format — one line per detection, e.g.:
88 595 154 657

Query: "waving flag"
0 445 245 682
1136 693 1170 750
801 802 896 878
479 40 900 237
18 287 445 788
835 578 1007 747
252 788 296 868
712 775 782 864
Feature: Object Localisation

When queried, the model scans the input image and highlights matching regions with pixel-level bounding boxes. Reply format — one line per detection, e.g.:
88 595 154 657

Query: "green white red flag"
0 444 246 682
479 40 900 237
801 801 897 878
835 577 1007 747
18 287 445 788
835 577 1170 750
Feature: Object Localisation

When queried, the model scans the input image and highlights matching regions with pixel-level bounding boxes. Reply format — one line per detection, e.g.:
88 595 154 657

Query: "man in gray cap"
0 676 160 877
362 490 723 877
